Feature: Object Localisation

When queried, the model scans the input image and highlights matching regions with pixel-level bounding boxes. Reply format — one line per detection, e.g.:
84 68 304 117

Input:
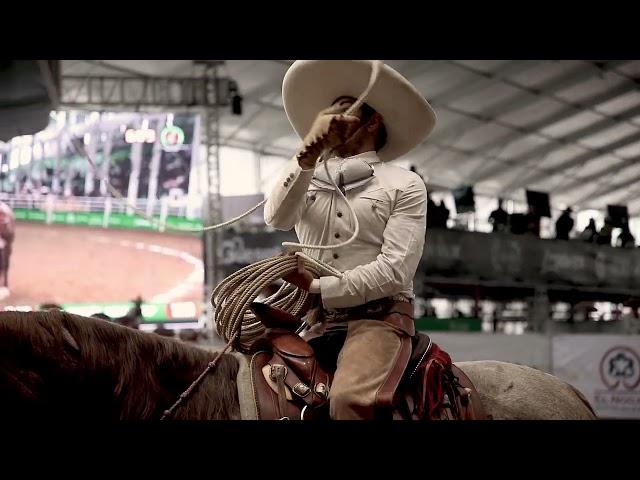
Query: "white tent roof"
60 60 640 214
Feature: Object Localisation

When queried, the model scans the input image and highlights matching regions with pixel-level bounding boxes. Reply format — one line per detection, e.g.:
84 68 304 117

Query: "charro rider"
264 60 436 420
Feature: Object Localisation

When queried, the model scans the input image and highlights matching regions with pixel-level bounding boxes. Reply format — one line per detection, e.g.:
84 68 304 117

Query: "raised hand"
296 105 360 169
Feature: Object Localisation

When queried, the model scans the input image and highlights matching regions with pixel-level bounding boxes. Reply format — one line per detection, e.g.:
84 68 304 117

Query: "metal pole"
212 64 221 288
203 108 215 290
202 62 224 337
145 116 164 217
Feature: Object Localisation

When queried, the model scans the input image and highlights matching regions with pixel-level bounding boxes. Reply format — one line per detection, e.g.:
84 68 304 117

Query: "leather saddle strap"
375 332 413 408
270 364 289 419
270 354 325 408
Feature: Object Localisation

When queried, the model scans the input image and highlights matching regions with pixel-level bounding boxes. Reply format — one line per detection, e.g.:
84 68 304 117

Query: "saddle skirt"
242 304 490 421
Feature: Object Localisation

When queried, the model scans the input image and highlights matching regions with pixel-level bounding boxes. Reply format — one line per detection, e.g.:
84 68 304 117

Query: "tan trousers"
329 319 411 420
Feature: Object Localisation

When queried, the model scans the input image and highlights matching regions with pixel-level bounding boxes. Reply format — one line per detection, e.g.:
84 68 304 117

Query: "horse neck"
0 311 241 420
87 329 242 420
35 312 241 420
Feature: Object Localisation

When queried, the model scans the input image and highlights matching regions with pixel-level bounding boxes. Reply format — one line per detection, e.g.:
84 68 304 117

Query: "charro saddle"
246 302 490 421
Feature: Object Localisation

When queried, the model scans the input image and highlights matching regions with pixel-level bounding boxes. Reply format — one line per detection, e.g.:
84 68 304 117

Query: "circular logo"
160 126 185 152
599 346 640 390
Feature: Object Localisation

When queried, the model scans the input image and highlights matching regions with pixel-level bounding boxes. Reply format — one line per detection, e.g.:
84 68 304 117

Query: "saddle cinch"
246 302 491 421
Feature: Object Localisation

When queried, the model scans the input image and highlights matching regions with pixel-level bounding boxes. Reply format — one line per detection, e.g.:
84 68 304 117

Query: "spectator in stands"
71 172 84 196
579 218 598 243
20 175 34 194
488 198 509 233
596 217 614 246
616 218 636 248
424 301 436 317
492 310 499 333
435 200 450 229
555 207 574 240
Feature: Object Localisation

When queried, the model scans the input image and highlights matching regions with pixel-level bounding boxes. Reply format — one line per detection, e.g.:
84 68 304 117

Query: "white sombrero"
282 60 436 162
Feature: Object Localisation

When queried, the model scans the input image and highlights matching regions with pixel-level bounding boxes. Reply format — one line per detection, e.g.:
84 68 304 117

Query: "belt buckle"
324 309 346 322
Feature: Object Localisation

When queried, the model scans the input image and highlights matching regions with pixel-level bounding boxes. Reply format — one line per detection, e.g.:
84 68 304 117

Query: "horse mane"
0 310 240 420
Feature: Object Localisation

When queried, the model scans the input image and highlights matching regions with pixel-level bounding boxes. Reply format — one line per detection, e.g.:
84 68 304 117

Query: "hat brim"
282 60 436 162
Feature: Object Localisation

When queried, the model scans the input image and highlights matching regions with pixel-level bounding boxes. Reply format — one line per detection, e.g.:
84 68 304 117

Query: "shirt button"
333 253 339 259
283 181 289 187
289 173 295 179
337 212 342 218
310 194 316 201
334 232 340 239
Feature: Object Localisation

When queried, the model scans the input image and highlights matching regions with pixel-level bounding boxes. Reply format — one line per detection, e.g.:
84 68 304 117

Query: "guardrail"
6 194 203 232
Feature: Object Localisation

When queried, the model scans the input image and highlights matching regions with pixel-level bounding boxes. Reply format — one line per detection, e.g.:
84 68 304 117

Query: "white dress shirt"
264 151 427 310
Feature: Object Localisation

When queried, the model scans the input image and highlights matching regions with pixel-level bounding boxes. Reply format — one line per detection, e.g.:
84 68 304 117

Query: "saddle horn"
250 302 302 332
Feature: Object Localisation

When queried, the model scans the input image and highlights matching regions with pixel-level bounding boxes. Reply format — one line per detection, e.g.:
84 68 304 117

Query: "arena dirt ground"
2 222 204 307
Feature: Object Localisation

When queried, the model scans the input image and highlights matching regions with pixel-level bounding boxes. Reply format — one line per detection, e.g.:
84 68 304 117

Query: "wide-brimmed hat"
282 60 436 162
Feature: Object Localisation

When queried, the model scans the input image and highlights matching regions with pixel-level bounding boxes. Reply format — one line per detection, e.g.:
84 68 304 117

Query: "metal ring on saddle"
293 382 311 397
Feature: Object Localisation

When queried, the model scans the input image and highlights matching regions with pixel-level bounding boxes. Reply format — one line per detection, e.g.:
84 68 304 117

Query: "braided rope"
211 252 341 350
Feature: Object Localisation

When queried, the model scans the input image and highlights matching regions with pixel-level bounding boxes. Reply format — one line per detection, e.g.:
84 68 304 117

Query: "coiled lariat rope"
211 252 344 351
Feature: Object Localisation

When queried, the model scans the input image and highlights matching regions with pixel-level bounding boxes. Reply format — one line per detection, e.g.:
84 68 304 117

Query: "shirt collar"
328 151 381 166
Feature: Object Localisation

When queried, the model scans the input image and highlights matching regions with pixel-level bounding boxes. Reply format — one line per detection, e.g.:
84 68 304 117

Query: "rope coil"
211 252 341 350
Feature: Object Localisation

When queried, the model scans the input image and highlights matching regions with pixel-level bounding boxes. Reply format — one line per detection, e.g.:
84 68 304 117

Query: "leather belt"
322 295 413 323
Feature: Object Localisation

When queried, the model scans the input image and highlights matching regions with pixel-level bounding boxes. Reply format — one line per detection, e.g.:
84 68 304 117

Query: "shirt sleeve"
263 156 315 231
318 175 427 309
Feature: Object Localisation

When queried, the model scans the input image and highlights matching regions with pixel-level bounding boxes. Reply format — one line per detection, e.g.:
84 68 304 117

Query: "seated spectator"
579 218 598 243
555 207 574 240
435 200 450 229
488 198 509 233
616 218 636 248
596 217 614 246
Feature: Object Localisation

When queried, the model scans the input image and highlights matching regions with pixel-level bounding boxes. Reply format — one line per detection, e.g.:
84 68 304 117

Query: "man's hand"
296 105 360 169
283 255 317 292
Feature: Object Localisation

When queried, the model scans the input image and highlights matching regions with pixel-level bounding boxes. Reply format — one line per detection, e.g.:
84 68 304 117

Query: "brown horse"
0 201 15 298
0 310 239 420
0 310 596 420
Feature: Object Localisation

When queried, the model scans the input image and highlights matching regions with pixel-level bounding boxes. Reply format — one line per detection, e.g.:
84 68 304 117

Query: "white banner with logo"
552 335 640 418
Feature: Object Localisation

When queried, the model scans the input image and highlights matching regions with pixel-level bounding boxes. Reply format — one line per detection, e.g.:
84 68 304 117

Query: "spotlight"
231 92 243 116
228 81 243 116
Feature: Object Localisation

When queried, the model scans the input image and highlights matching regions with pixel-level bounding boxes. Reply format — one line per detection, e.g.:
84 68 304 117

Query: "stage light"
228 81 243 116
231 93 243 116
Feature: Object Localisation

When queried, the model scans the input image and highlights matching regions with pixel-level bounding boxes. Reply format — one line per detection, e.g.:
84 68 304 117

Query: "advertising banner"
553 335 640 418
